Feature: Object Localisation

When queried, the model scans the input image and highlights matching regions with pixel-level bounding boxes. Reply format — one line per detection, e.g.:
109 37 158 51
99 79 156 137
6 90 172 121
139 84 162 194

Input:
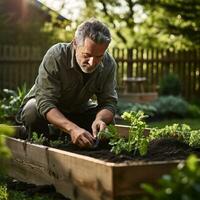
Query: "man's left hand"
91 119 106 138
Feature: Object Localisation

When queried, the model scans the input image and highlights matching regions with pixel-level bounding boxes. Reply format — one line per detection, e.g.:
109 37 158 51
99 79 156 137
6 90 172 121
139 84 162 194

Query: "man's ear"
73 38 77 49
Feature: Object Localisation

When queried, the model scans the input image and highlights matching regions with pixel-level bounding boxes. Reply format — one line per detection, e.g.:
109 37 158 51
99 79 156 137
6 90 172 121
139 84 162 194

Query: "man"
19 19 118 148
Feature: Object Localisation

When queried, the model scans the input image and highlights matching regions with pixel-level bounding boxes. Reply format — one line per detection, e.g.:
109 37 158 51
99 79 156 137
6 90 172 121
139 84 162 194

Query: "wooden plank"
6 125 185 200
6 136 181 200
6 137 114 200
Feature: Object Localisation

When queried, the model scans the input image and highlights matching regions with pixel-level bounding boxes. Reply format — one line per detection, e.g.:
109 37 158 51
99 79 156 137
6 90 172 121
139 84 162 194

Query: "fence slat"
0 45 200 101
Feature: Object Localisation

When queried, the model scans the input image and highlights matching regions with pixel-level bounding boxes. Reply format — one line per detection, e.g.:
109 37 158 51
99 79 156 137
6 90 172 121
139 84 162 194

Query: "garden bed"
6 125 199 200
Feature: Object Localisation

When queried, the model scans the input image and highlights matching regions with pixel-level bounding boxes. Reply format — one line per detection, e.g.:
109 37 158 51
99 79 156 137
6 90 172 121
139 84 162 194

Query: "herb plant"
98 111 149 156
98 111 200 156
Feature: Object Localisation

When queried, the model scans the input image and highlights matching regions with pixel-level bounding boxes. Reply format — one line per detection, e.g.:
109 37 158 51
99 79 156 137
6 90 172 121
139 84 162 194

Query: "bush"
159 73 182 96
152 96 188 118
141 154 200 200
117 100 157 117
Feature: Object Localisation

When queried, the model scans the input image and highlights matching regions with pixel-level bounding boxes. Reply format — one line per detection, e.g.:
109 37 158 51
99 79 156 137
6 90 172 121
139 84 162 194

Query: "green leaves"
0 85 28 124
98 111 200 156
98 111 149 155
141 154 200 200
0 125 14 174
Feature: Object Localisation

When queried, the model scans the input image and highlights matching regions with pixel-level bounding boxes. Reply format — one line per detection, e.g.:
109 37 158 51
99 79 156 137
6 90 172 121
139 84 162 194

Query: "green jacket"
22 43 118 118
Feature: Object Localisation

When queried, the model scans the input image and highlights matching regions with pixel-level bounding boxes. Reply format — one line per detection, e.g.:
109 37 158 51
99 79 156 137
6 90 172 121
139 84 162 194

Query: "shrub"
152 95 188 118
159 73 182 96
141 154 200 200
117 100 157 117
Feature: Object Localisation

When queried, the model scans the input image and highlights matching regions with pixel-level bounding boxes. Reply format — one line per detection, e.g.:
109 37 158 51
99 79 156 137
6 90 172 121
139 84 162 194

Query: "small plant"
31 132 46 145
0 84 28 124
98 111 149 156
98 111 200 156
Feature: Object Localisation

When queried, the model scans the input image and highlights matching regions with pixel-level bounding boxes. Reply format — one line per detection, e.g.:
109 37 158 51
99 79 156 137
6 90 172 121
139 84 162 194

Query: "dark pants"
20 98 98 139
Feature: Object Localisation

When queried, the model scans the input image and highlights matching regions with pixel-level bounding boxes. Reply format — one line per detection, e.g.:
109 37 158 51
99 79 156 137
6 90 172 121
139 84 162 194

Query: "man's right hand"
46 108 95 148
70 127 95 148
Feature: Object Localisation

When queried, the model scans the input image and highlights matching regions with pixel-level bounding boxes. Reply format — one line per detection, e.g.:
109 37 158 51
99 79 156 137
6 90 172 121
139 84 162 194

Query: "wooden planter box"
6 125 181 200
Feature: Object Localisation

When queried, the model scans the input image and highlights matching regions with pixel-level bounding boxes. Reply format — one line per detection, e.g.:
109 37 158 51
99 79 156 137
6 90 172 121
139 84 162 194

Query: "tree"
78 0 200 49
140 0 200 50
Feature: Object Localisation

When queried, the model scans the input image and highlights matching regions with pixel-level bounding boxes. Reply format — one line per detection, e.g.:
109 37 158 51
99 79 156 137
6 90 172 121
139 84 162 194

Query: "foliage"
31 132 46 145
117 96 194 120
141 154 200 200
0 185 8 200
98 111 149 156
77 0 200 49
159 73 182 96
98 111 200 156
117 100 157 117
141 0 200 50
148 118 200 130
152 96 188 118
0 84 28 124
0 125 14 174
187 104 200 118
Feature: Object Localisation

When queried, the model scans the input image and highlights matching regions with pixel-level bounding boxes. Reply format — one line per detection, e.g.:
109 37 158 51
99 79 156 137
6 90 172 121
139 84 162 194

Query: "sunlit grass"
148 118 200 130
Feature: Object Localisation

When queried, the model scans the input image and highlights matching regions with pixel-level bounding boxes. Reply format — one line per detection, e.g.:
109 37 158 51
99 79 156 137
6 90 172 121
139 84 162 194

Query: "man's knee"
21 98 41 126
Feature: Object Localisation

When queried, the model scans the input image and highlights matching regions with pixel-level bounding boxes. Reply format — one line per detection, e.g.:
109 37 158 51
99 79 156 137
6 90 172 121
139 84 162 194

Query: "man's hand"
70 127 95 148
92 119 107 138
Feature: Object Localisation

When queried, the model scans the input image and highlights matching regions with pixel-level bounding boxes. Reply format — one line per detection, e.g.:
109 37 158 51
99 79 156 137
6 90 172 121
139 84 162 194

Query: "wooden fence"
112 48 200 100
0 45 200 100
0 45 46 90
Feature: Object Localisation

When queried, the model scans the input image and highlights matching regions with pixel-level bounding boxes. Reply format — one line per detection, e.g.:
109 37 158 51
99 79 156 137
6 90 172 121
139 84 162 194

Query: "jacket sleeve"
35 48 61 118
96 56 118 115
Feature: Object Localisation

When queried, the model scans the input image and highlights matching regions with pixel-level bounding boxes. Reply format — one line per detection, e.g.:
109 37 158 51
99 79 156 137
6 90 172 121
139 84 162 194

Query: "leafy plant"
0 185 8 200
0 125 14 174
98 111 200 156
117 100 157 117
0 84 28 124
141 154 200 200
152 95 188 118
98 111 149 156
31 132 46 145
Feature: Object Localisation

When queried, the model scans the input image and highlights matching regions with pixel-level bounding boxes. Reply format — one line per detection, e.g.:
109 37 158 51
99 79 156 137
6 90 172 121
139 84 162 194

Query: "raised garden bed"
6 124 199 200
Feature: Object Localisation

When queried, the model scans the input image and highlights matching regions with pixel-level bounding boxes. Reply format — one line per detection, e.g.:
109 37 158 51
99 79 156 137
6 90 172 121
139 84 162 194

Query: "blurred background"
0 0 200 128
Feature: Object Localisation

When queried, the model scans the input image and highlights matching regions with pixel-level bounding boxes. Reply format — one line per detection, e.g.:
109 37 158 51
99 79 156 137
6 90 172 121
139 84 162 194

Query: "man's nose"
88 57 96 66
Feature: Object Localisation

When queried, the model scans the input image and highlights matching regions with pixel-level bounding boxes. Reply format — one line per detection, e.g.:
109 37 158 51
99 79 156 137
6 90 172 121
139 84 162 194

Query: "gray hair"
75 19 111 46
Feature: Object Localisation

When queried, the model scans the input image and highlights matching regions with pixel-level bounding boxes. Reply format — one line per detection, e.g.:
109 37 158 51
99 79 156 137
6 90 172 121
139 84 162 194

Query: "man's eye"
83 54 90 58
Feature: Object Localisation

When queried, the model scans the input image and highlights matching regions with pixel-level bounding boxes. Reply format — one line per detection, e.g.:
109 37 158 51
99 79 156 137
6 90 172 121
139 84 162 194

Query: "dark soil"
1 176 69 200
55 138 200 163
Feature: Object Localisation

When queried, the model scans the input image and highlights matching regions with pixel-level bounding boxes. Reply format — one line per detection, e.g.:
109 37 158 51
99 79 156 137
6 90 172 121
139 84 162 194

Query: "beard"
79 65 97 74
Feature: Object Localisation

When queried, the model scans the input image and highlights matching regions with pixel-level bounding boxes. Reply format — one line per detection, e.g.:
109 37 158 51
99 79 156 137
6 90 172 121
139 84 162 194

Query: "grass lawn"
148 118 200 130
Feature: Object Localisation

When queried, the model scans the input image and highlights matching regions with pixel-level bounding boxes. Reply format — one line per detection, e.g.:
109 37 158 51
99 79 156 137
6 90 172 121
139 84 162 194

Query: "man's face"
74 37 109 73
